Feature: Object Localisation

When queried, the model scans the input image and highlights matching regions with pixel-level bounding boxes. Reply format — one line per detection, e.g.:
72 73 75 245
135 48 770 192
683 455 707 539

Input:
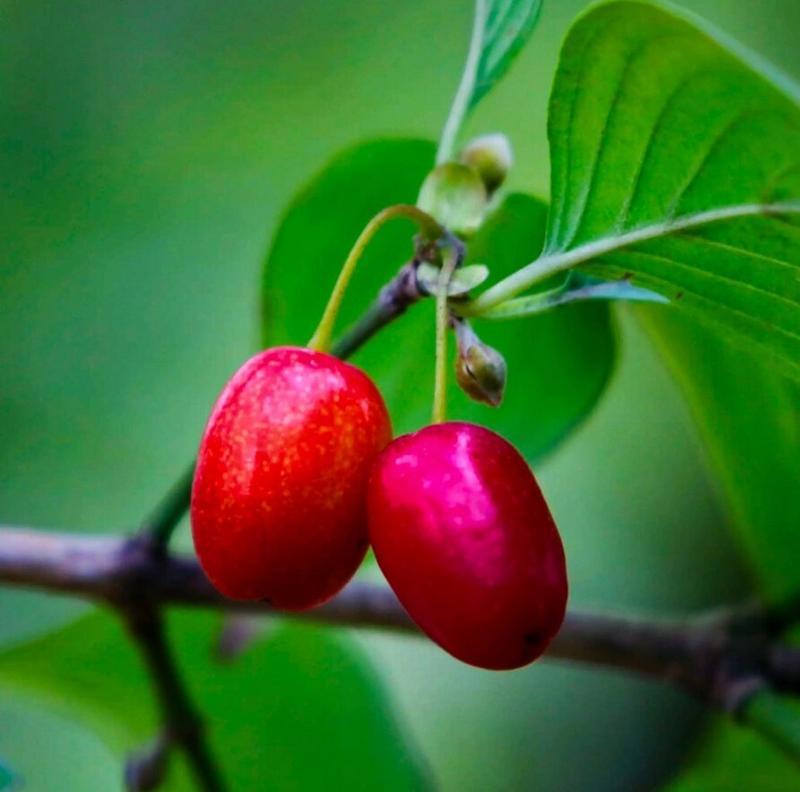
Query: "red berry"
368 421 567 670
191 346 391 609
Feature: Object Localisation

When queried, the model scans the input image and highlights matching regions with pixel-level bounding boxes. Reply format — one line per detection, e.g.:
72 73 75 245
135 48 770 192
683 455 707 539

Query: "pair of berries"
191 346 568 670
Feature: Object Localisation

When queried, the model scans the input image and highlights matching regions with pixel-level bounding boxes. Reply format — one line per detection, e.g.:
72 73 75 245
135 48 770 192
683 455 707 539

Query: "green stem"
437 0 488 165
432 247 459 424
308 205 440 353
142 463 196 550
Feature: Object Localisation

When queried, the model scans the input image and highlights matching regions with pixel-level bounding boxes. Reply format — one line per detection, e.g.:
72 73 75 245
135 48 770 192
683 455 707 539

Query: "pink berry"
368 421 567 669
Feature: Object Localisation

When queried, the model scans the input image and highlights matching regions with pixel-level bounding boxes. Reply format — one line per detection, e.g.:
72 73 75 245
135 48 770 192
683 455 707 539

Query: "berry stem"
308 205 441 353
432 246 459 424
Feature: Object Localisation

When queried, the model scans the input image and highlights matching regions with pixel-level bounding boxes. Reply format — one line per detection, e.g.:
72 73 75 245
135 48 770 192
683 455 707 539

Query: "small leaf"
415 263 490 296
472 0 543 109
567 274 670 304
477 273 667 319
472 2 800 378
438 0 543 161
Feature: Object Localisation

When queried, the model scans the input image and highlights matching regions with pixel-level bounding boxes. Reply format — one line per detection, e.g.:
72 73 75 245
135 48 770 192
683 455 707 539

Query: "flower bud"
417 163 487 236
459 133 513 194
454 320 507 407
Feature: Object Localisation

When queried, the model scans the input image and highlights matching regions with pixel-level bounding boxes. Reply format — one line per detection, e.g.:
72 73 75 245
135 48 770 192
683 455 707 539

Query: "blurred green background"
1 0 799 789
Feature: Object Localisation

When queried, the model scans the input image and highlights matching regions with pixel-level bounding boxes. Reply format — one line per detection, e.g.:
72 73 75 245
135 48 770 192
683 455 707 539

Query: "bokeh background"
1 1 799 789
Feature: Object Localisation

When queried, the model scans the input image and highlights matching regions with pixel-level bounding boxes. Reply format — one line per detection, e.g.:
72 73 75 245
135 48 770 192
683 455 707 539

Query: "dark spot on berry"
262 597 273 605
524 630 543 646
622 272 633 280
675 291 684 300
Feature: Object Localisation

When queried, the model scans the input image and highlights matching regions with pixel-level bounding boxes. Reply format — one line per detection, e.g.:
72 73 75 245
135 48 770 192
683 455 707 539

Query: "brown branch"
122 603 227 792
4 262 799 776
1 525 798 703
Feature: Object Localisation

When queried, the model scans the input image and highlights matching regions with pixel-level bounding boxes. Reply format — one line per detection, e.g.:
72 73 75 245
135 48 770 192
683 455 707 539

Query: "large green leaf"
640 305 800 787
641 307 800 601
471 1 800 378
437 0 542 161
552 6 800 783
261 139 615 462
0 611 430 791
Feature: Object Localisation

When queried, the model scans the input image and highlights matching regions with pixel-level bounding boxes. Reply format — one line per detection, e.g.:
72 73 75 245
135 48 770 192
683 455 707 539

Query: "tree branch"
329 261 423 359
5 258 800 776
1 525 799 700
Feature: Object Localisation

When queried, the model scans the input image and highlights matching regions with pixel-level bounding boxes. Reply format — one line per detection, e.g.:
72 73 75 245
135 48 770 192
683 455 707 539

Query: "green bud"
417 163 487 237
454 320 507 407
459 133 513 194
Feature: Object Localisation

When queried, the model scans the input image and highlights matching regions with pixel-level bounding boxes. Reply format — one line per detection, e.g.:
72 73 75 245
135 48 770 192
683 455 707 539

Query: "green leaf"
438 0 543 161
472 1 800 378
473 0 544 109
0 611 430 791
666 718 800 792
641 306 800 600
639 306 800 789
476 272 667 319
261 139 616 462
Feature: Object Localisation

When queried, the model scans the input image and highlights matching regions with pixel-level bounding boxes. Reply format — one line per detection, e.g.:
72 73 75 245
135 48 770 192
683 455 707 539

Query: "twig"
122 600 226 792
330 262 423 359
141 464 195 550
